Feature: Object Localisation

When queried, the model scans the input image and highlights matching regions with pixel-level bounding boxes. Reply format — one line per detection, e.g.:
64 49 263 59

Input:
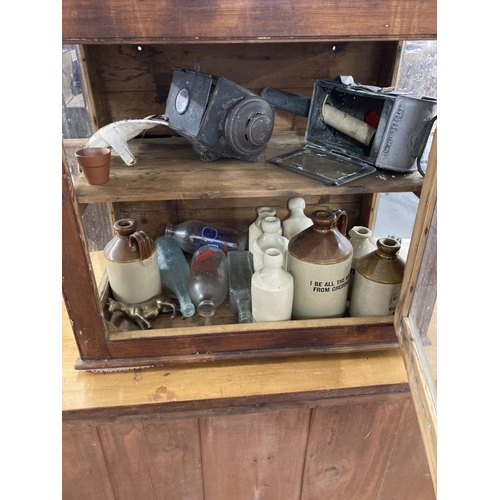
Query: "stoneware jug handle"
332 209 348 235
129 231 155 261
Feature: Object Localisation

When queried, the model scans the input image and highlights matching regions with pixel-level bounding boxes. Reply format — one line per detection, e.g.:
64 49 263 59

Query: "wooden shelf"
62 0 436 44
73 137 424 204
70 252 400 371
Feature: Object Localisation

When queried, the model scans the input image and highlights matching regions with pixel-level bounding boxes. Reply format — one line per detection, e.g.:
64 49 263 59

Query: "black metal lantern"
165 67 275 162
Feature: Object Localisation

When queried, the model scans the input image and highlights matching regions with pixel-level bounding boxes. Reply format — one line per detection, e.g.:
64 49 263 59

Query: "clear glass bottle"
252 216 289 272
282 197 313 241
248 206 278 255
155 235 196 318
103 218 162 304
251 248 294 322
349 237 405 317
188 244 228 318
165 219 246 254
227 251 254 323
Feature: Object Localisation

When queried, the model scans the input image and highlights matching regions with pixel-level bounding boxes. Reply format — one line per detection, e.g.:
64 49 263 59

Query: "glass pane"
408 203 437 407
62 44 113 252
374 40 437 242
62 45 93 142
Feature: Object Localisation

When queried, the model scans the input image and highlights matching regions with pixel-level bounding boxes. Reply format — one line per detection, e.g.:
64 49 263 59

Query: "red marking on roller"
364 111 380 128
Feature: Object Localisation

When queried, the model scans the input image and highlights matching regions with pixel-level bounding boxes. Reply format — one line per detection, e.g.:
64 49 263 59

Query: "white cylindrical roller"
322 103 376 146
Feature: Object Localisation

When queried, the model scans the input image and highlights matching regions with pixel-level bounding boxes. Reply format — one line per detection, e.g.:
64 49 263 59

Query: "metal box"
267 76 437 185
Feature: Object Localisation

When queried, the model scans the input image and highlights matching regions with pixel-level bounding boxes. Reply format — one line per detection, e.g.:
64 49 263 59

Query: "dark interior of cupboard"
65 40 430 365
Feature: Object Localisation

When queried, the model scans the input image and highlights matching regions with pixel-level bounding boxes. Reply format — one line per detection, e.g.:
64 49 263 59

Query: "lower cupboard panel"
301 398 435 500
62 425 115 500
62 394 435 500
200 409 310 500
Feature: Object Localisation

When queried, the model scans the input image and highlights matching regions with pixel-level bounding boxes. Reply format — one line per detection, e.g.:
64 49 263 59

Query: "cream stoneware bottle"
349 237 405 317
248 206 279 255
251 248 294 322
282 197 313 241
104 218 162 304
347 225 376 299
252 216 289 271
288 209 352 319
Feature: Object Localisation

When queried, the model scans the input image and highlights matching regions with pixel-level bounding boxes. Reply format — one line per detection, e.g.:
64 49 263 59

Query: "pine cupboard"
62 0 438 497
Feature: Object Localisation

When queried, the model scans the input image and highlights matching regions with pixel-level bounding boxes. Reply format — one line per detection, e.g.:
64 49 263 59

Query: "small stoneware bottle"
349 237 405 317
252 216 289 272
347 225 376 299
288 209 353 319
248 206 279 254
251 248 294 322
104 219 162 304
282 197 313 241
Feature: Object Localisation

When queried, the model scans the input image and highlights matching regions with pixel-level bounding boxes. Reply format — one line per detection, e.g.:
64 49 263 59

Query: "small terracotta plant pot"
75 147 111 185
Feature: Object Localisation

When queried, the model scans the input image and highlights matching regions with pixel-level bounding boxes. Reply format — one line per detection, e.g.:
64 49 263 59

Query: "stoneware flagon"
349 237 405 317
104 218 162 304
287 209 353 319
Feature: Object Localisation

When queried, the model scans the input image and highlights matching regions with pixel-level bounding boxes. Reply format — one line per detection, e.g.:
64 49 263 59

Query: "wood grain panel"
62 425 115 500
200 409 310 500
395 131 437 491
62 0 437 43
73 139 424 205
301 395 435 499
62 148 111 359
98 419 203 500
377 398 435 499
83 42 398 129
113 194 365 241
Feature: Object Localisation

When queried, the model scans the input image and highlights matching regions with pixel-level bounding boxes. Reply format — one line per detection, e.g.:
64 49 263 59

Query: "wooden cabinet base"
63 391 435 500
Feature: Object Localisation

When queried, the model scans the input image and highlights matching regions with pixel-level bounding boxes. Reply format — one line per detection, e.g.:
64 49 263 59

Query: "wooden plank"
82 42 398 128
376 371 436 499
63 388 412 425
73 138 424 204
63 286 410 417
394 130 437 491
200 409 310 499
62 147 111 359
104 318 397 355
86 42 395 93
78 45 100 133
300 395 435 499
113 195 365 242
97 420 203 500
62 425 115 500
63 242 401 370
62 0 437 43
359 192 380 230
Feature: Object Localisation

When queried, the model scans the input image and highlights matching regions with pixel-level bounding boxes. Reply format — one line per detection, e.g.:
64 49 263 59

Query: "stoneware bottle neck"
376 238 401 259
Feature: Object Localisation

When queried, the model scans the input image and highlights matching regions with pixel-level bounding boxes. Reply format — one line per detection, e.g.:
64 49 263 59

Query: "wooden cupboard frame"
62 0 437 488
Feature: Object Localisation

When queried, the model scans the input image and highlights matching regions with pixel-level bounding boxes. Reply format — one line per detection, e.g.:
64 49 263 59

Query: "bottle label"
288 255 351 319
191 247 218 270
190 224 241 253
